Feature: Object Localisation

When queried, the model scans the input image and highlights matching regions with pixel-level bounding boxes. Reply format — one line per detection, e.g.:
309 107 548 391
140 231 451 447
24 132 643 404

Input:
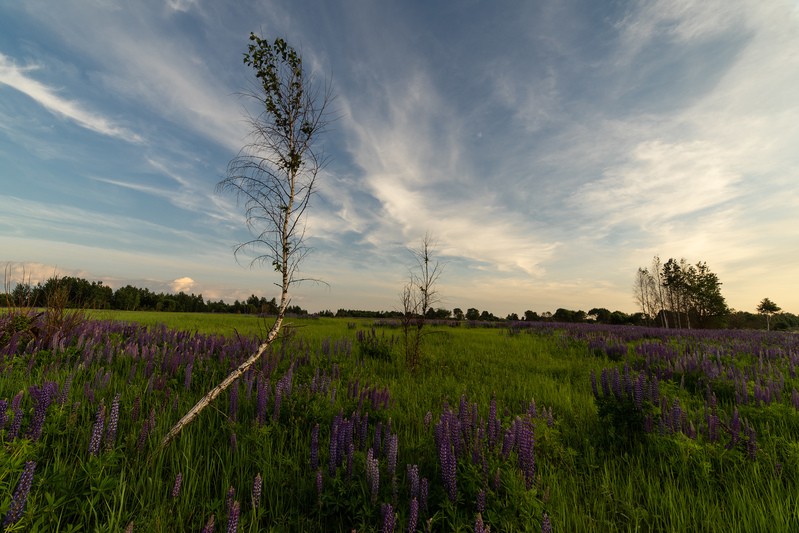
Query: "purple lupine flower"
171 472 183 499
256 377 269 426
487 397 499 448
27 382 55 442
407 464 419 499
8 408 23 440
517 420 535 490
329 419 340 476
792 389 799 411
746 423 757 460
306 468 318 504
252 473 262 509
105 393 121 450
136 418 150 452
729 408 741 448
310 423 320 470
381 503 395 533
476 488 486 513
226 501 240 533
201 514 215 533
424 411 432 430
131 396 141 422
0 399 7 430
2 460 36 528
89 404 106 456
492 468 501 491
184 363 193 390
124 521 134 533
366 448 380 503
230 432 237 454
542 512 552 533
387 434 399 479
501 428 515 460
408 497 419 533
438 438 457 502
225 486 236 514
474 513 486 533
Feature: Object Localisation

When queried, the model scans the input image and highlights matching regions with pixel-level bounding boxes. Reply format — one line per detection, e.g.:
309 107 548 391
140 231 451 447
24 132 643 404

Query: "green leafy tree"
757 298 781 331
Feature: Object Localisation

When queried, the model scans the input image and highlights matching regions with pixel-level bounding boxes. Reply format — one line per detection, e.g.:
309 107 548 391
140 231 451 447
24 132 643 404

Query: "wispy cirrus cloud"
0 53 143 143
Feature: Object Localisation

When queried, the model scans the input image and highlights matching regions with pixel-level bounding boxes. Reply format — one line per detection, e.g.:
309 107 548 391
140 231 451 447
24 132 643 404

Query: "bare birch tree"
401 233 443 370
162 33 331 448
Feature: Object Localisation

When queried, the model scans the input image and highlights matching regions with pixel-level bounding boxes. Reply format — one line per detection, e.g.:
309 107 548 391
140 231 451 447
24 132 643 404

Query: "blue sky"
1 0 797 316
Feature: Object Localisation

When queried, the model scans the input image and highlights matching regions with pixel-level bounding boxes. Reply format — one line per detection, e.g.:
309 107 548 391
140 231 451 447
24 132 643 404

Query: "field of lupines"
2 310 799 532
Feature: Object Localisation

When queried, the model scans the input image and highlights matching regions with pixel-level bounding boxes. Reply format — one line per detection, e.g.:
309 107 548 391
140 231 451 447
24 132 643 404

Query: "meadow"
1 309 798 532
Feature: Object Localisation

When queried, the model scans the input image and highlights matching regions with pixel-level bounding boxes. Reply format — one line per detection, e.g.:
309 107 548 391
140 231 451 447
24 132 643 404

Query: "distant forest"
1 275 795 330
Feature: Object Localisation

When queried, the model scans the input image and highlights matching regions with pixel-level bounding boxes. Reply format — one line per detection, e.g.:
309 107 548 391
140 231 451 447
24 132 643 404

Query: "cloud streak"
0 53 143 143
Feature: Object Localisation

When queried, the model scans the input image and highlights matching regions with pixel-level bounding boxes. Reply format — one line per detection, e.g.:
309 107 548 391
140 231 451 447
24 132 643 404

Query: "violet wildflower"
316 468 324 502
201 514 216 533
366 448 380 502
27 383 55 442
408 497 419 533
252 473 262 509
131 396 141 422
381 503 395 533
476 488 486 513
387 434 399 479
0 399 7 429
226 500 240 533
517 420 535 490
171 472 183 499
729 408 741 448
105 393 121 450
256 377 269 426
184 363 193 390
225 485 236 515
407 464 419 499
311 424 319 470
475 513 487 533
89 404 106 456
329 419 340 476
746 423 757 460
3 460 36 528
8 408 23 440
136 419 150 452
542 512 552 533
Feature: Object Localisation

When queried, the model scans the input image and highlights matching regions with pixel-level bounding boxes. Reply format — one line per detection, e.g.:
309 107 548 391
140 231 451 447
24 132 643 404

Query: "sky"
1 0 798 317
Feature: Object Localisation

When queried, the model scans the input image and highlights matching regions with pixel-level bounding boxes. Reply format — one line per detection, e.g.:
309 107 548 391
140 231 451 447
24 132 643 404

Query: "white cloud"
0 53 143 143
171 276 195 292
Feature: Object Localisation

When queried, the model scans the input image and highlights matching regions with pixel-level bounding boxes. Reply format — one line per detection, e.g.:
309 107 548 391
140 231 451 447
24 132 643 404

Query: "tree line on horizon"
2 273 795 331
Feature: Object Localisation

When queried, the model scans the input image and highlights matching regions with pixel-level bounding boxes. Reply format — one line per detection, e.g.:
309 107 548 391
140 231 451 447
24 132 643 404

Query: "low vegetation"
2 310 799 531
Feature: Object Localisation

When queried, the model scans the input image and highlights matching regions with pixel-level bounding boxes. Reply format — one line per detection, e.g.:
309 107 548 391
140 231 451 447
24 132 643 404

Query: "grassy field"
1 310 798 531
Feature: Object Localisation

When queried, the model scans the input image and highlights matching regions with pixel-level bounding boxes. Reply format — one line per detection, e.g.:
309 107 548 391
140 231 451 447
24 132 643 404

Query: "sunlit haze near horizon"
1 1 798 316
